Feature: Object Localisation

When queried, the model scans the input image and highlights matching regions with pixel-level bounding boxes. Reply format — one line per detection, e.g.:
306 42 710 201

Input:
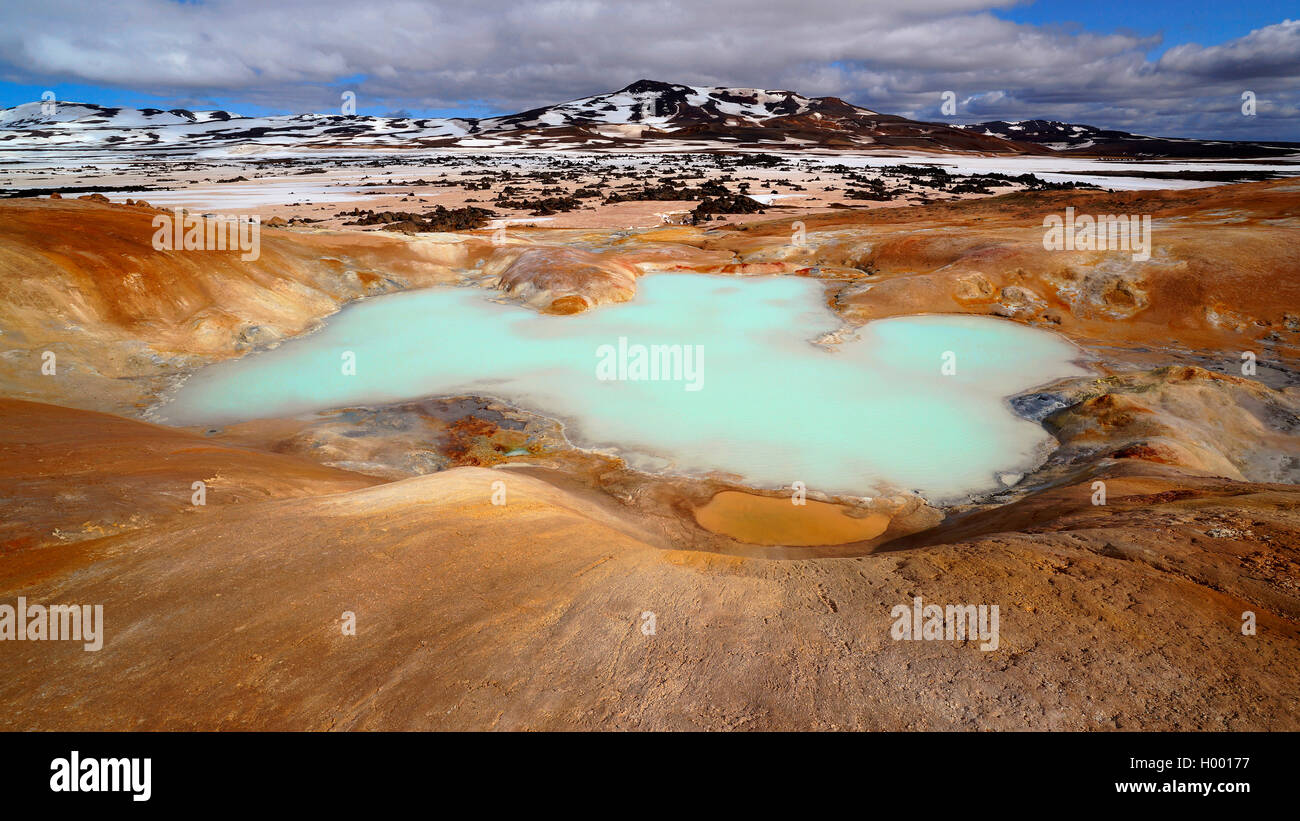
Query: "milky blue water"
158 274 1088 499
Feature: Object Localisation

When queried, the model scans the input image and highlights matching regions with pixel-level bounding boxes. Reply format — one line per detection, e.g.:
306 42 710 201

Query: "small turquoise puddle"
158 274 1089 500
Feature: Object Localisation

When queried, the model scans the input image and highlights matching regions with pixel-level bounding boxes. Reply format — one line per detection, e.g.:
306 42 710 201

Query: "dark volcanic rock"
691 194 766 223
340 205 496 232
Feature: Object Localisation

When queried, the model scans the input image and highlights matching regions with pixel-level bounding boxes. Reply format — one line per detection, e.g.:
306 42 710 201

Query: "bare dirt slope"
2 181 1298 730
0 400 1297 730
0 398 379 551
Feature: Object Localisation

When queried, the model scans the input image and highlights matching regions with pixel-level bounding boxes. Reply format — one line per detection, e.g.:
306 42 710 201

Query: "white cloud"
0 0 1296 139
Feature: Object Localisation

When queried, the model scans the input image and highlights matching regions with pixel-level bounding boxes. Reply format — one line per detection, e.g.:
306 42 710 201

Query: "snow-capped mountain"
956 120 1105 151
17 82 1255 157
469 80 1033 153
0 101 237 128
0 100 475 150
0 81 1034 154
479 79 876 130
958 119 1300 159
5 84 1295 157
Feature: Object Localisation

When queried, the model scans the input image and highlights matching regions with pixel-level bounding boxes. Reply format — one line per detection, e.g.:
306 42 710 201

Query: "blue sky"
0 0 1296 139
994 0 1296 56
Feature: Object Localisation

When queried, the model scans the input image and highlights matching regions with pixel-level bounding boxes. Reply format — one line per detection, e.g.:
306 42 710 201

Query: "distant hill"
3 83 1293 158
957 119 1300 159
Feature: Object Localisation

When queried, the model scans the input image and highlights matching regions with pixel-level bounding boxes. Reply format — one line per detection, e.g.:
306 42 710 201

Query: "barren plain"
2 136 1298 730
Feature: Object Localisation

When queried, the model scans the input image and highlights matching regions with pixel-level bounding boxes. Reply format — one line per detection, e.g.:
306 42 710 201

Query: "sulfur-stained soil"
1 178 1298 730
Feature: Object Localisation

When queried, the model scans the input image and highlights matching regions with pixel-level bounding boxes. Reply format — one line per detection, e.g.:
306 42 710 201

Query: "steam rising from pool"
159 274 1088 499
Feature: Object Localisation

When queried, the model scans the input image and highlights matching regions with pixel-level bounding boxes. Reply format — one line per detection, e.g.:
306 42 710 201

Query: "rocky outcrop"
486 246 638 314
1042 366 1300 484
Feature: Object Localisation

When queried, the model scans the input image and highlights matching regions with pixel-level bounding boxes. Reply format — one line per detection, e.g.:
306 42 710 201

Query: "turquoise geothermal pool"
158 273 1088 499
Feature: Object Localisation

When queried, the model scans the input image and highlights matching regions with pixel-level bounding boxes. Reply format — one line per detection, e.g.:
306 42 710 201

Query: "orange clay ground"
1 179 1298 729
